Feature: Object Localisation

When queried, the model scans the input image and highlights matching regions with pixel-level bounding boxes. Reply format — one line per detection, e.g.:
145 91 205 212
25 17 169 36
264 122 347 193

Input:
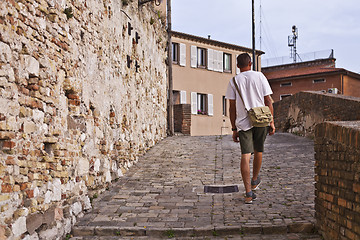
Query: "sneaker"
251 176 261 190
245 191 257 204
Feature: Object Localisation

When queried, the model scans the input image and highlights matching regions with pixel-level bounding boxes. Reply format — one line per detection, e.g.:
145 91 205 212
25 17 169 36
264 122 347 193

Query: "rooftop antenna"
288 25 301 63
259 0 262 50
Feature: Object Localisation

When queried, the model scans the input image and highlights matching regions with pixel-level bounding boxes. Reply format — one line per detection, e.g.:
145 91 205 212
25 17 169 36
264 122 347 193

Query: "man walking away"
225 53 275 204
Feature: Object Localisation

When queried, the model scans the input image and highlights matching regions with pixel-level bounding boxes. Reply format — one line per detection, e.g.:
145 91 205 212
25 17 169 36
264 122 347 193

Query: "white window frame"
222 96 227 116
236 54 240 74
180 91 186 104
313 78 326 83
207 49 214 71
280 94 292 100
197 47 207 68
280 82 292 87
172 42 179 64
223 53 231 72
179 43 186 67
207 94 213 116
190 46 197 68
191 92 197 114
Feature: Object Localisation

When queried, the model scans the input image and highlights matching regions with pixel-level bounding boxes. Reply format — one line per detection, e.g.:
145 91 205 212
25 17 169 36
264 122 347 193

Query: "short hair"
237 53 251 68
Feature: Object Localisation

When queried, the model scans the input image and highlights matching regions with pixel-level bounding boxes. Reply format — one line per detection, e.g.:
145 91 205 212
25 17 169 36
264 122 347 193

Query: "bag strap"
232 77 248 111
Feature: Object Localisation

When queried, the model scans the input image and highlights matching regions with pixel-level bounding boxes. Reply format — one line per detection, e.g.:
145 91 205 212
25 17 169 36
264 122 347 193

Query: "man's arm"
229 100 239 142
264 95 275 135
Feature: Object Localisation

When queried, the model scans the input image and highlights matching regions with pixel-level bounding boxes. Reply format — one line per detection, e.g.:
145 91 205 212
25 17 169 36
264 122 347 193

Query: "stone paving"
71 133 321 239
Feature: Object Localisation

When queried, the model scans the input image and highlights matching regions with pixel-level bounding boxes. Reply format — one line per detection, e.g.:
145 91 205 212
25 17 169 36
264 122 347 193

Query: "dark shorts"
238 127 268 154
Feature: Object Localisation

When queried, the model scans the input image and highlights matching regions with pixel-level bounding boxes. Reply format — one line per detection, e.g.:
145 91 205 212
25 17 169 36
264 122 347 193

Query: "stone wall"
174 104 191 135
0 0 168 239
273 91 360 137
314 121 360 240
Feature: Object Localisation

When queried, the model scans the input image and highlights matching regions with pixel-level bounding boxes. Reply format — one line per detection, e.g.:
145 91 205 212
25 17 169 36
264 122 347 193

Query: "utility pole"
167 0 174 135
252 0 256 71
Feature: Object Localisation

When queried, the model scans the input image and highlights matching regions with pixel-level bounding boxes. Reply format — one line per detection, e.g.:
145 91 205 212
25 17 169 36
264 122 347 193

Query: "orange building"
262 58 360 101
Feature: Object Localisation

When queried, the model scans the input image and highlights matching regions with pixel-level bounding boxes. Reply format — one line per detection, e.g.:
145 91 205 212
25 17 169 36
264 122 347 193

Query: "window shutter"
218 51 223 72
190 46 197 68
207 49 214 71
180 91 186 104
236 54 240 74
191 92 197 114
207 94 213 116
213 50 218 71
179 43 186 66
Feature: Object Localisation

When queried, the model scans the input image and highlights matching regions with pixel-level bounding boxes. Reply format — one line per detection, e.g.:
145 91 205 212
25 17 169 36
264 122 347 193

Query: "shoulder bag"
232 77 273 127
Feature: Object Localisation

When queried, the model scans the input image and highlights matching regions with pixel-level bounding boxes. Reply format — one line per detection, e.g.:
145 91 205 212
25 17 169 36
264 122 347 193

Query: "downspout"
167 0 174 135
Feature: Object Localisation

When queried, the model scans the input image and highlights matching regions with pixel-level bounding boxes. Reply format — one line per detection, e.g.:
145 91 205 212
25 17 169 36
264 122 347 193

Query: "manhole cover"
204 185 239 194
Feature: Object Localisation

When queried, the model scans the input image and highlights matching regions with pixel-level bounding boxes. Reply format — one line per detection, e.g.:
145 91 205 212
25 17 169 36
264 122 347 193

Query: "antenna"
259 0 262 50
288 25 301 63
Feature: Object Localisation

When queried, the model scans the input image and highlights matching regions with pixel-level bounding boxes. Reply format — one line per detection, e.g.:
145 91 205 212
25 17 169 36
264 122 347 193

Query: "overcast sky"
172 0 360 73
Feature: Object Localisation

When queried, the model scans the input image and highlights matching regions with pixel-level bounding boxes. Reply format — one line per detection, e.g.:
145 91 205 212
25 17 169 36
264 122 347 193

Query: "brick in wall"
314 121 360 240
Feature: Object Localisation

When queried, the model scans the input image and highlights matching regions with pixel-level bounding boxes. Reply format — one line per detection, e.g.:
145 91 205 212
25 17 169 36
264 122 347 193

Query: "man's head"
237 53 252 70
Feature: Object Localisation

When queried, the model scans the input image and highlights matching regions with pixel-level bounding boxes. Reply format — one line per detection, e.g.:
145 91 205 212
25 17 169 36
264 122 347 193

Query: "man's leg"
240 153 252 193
251 127 268 189
238 129 257 203
252 151 262 182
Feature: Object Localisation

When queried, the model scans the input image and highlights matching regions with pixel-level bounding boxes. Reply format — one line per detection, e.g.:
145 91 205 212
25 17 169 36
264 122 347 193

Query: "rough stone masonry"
0 0 168 239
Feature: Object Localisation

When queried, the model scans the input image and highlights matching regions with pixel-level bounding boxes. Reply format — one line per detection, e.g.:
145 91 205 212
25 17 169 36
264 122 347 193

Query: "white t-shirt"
225 70 273 131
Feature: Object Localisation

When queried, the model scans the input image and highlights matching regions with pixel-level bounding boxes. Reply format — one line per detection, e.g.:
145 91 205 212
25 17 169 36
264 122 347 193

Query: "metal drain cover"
204 185 239 194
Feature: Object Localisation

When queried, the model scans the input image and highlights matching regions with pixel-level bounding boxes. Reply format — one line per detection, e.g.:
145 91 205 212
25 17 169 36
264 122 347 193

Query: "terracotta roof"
263 67 346 81
171 31 264 55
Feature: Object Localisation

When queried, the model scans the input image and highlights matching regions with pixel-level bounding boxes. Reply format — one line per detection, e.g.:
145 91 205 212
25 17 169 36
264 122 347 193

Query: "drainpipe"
167 0 174 135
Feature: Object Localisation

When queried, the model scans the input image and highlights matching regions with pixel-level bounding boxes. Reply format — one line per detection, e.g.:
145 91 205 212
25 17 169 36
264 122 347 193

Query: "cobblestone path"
71 133 322 239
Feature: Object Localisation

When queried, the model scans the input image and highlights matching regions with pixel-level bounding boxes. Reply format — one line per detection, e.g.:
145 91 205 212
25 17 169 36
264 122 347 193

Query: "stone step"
71 222 316 238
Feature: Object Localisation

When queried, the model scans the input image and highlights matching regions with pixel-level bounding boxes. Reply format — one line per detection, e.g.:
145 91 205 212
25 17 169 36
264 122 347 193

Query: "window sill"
193 114 213 117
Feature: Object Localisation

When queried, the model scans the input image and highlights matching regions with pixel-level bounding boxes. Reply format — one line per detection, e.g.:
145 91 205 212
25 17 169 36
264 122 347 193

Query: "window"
191 92 213 116
223 53 231 72
222 96 227 116
173 90 186 104
313 78 326 83
197 47 207 68
280 94 292 100
197 93 207 114
172 43 179 63
280 82 292 87
173 91 180 105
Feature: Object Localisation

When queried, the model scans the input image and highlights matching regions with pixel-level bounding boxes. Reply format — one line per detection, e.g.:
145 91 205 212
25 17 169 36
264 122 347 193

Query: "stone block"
0 225 6 240
71 202 82 216
12 216 27 237
23 120 37 134
0 42 11 63
38 226 58 240
0 131 15 140
23 55 40 77
288 222 315 233
1 184 12 193
71 226 95 236
242 225 262 234
26 213 43 234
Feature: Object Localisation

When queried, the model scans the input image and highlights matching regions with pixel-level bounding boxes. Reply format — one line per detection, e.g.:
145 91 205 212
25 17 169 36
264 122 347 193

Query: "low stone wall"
314 121 360 240
174 104 191 135
274 91 360 137
0 0 167 239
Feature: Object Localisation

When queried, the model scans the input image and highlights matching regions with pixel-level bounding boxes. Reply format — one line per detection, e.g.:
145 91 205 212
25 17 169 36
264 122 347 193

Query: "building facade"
171 31 263 136
262 58 360 101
